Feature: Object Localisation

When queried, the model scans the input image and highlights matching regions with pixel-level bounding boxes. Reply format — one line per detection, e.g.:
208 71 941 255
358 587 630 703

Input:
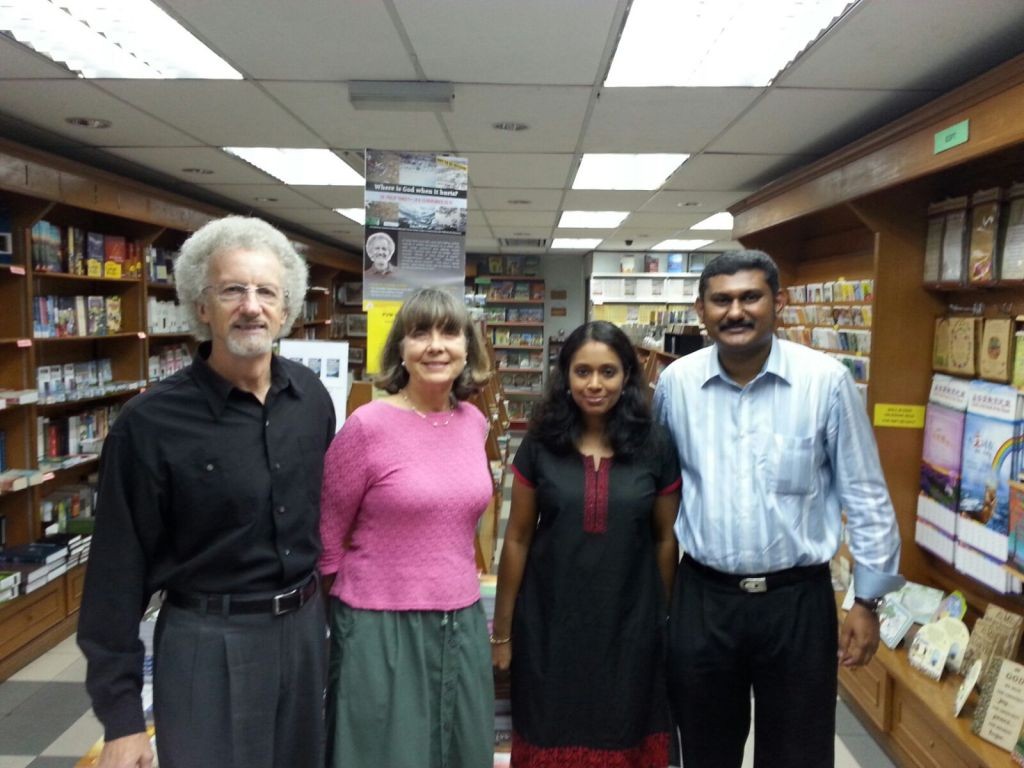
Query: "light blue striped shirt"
653 337 903 599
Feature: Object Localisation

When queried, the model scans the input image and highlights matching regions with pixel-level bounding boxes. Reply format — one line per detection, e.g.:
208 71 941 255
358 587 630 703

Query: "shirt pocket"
770 434 816 495
171 453 262 535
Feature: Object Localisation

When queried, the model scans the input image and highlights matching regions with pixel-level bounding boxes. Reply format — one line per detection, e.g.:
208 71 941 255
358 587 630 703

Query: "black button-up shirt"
78 342 335 740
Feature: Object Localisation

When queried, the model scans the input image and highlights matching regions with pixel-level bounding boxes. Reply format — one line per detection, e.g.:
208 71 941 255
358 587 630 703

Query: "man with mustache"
653 250 902 768
78 216 335 768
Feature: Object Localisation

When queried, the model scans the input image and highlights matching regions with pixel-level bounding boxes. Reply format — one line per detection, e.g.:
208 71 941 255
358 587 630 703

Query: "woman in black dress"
492 321 681 768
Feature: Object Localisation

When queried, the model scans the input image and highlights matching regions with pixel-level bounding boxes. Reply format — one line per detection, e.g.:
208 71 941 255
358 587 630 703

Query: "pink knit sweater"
319 399 493 610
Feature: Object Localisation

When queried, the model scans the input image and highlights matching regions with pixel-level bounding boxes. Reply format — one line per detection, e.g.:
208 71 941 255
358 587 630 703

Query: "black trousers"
667 557 837 768
152 584 327 768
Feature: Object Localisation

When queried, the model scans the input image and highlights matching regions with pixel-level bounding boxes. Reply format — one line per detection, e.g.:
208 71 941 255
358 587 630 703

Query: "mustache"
720 321 754 331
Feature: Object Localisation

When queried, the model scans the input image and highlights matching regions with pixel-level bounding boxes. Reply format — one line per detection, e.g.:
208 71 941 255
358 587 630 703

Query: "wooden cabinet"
737 54 1024 767
0 137 359 680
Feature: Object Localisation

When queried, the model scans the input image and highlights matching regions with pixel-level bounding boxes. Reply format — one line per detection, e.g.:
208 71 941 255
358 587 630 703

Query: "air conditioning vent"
498 237 547 248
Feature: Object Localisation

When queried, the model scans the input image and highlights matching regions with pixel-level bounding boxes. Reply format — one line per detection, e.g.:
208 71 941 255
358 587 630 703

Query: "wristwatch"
853 596 883 613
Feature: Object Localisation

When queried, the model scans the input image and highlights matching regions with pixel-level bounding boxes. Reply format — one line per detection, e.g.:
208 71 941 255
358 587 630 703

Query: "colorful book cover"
958 381 1023 535
643 254 659 272
103 235 126 279
921 403 966 510
666 253 684 273
1009 480 1024 571
85 233 104 277
86 296 107 336
104 296 122 334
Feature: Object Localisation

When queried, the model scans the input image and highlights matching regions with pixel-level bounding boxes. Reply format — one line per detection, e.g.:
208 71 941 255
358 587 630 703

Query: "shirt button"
277 506 286 514
274 462 281 470
283 548 291 556
205 463 214 471
265 419 270 427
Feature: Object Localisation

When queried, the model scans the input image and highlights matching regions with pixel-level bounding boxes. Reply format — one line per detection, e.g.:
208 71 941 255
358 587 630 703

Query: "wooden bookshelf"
0 137 358 680
732 53 1024 767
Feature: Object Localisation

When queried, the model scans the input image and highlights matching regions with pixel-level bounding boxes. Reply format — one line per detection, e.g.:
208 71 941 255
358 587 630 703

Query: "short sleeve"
651 424 681 495
510 434 540 488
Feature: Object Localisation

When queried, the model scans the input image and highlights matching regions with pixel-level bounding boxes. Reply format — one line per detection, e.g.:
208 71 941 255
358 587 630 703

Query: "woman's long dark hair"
528 321 653 459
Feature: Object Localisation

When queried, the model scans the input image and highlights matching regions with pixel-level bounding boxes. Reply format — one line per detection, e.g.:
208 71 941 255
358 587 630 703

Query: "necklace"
400 389 455 428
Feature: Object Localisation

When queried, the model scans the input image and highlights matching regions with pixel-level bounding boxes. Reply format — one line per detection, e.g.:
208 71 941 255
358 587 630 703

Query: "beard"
225 328 275 357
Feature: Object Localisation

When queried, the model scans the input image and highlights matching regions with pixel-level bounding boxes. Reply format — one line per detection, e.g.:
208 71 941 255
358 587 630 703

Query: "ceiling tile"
193 184 320 209
473 188 564 210
442 85 591 152
640 189 755 214
780 0 1024 89
619 211 703 229
463 153 574 189
0 81 196 147
261 82 452 150
583 87 762 152
663 154 807 192
161 0 417 80
486 211 558 228
102 147 275 184
561 190 655 209
95 81 325 147
396 0 620 85
0 36 76 78
706 88 939 155
288 186 365 208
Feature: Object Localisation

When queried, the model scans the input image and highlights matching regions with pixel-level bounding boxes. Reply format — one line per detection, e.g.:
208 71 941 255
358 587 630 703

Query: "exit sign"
934 120 969 154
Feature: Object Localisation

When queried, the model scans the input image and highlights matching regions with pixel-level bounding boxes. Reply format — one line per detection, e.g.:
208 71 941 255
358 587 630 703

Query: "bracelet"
489 634 511 645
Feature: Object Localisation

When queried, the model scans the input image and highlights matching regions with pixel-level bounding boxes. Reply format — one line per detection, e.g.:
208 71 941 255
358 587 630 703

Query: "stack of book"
0 540 70 593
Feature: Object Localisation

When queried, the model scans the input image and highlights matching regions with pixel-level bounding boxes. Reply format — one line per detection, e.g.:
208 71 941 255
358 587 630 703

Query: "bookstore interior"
2 1 1024 766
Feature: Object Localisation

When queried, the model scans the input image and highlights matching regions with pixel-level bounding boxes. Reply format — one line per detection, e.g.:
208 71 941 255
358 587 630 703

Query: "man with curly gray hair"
78 215 336 768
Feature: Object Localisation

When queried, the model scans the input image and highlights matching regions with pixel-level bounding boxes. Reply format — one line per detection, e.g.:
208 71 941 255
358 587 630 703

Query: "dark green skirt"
326 599 495 768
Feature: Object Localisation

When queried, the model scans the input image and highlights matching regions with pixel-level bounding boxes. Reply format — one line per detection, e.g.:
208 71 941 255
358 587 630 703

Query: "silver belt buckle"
739 577 767 593
272 587 299 615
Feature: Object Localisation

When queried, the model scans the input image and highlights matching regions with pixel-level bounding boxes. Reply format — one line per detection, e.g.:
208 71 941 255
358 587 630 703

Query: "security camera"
625 239 634 246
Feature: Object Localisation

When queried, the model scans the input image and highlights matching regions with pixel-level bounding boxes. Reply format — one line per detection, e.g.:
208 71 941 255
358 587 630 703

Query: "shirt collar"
701 336 790 389
190 341 301 417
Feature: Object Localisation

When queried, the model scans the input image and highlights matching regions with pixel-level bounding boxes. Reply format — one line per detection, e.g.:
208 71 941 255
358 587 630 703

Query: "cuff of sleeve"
97 700 148 742
853 563 905 599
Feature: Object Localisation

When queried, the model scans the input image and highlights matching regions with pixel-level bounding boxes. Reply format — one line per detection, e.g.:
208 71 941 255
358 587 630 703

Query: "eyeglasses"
203 283 286 308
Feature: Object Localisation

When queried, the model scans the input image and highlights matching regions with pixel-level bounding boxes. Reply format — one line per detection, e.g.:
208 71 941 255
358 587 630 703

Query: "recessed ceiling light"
605 0 851 87
508 199 532 205
64 117 111 129
1 0 242 79
652 239 714 251
493 122 529 132
552 238 602 250
334 208 366 225
572 154 688 191
558 211 629 229
691 212 734 230
223 148 365 186
181 167 214 175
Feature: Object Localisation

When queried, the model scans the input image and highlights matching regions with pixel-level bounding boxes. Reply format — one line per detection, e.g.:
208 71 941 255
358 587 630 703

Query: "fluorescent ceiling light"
572 154 688 191
0 0 241 79
334 208 366 225
348 81 454 112
652 239 713 251
552 238 603 250
691 212 734 230
605 0 851 87
224 148 364 186
558 211 629 229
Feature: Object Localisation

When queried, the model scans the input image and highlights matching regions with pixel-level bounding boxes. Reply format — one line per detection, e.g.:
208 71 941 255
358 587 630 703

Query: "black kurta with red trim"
509 429 681 768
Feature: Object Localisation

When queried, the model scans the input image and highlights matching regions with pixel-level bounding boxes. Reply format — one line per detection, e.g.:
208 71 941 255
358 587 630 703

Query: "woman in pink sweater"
319 288 495 768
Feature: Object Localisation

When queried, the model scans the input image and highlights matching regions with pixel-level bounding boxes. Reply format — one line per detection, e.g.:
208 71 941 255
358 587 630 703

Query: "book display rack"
0 138 357 681
732 53 1024 767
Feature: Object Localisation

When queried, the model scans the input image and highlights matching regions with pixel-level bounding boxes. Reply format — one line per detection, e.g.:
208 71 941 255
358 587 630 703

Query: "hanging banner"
363 150 467 305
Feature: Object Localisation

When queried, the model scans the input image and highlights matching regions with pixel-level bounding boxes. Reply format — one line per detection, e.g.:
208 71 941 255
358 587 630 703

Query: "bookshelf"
731 52 1024 768
0 138 358 681
477 275 545 429
587 251 711 328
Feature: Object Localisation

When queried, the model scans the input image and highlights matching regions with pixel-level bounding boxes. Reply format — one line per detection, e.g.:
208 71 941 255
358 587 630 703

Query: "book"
1001 183 1024 280
932 317 950 372
968 188 1001 284
923 212 944 283
947 316 982 377
979 317 1013 383
85 233 104 277
666 253 684 273
940 198 969 283
619 255 635 273
643 254 659 272
504 255 523 275
487 255 504 276
103 235 127 279
972 657 1024 750
105 296 122 334
86 296 106 336
0 542 66 565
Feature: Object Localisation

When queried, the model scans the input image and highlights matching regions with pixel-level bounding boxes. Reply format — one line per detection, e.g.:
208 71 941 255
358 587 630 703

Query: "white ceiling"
1 0 1023 258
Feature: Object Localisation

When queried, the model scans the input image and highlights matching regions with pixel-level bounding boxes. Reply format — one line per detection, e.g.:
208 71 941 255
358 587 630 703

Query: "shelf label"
934 119 969 154
10 265 26 275
873 403 925 429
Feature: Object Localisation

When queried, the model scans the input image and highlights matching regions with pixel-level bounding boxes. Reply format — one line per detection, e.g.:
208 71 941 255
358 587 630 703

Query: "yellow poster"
365 300 402 375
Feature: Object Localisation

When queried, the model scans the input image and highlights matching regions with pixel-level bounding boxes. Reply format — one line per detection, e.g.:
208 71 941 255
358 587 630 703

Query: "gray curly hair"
174 216 309 341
